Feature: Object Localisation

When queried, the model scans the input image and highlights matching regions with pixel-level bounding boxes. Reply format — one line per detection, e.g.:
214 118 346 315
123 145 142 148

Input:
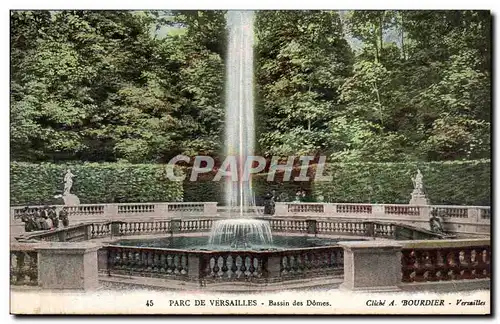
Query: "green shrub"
313 160 491 206
10 162 183 205
11 160 490 206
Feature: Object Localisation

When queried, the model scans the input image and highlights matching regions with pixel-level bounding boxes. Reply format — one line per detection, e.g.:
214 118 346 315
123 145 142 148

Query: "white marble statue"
63 169 75 196
411 169 424 193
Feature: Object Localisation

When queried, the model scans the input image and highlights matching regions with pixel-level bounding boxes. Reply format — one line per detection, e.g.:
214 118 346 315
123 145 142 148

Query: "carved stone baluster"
159 253 167 273
181 255 188 275
174 255 181 275
215 256 223 278
446 249 459 280
281 256 288 276
253 257 261 278
152 252 160 273
235 255 242 278
401 249 417 282
225 255 233 279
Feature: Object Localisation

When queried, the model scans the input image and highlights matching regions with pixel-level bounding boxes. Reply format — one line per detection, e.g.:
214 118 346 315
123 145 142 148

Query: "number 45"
146 300 154 307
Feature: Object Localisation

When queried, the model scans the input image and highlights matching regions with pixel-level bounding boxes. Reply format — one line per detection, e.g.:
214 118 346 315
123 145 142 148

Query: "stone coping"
338 241 402 249
35 242 102 253
400 238 490 249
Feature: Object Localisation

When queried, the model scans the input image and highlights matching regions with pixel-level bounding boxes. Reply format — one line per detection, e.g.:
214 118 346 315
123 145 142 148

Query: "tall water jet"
224 11 256 215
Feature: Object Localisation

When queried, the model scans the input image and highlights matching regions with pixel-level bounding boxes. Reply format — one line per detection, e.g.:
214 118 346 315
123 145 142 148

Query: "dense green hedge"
11 160 490 206
10 162 183 205
183 175 306 204
312 160 491 206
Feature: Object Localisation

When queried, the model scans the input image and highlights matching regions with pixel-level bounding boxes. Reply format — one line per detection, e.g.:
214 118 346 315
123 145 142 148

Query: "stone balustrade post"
363 222 375 237
156 203 169 217
188 254 202 282
204 202 218 216
323 203 336 216
35 242 101 291
307 219 317 235
339 241 402 292
171 219 182 233
104 204 118 221
468 207 480 223
97 247 109 273
266 255 282 280
372 205 385 219
419 205 431 230
274 203 287 216
110 222 122 236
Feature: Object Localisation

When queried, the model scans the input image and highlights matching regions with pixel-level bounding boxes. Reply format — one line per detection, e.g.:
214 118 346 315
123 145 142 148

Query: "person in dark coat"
263 192 274 215
59 207 69 227
19 207 37 232
48 206 59 229
36 207 50 230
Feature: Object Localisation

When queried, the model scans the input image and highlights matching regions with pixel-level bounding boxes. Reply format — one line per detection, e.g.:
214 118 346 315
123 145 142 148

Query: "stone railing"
22 217 449 245
267 217 448 240
101 244 344 284
274 203 490 235
10 202 219 221
17 217 448 243
11 220 489 291
401 239 491 283
10 244 38 286
104 245 190 280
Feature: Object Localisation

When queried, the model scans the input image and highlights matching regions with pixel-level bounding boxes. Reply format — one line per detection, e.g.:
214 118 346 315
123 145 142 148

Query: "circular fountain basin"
113 234 366 251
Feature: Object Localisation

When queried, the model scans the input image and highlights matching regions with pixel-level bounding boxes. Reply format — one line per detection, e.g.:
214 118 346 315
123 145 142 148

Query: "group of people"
17 206 70 232
262 189 311 215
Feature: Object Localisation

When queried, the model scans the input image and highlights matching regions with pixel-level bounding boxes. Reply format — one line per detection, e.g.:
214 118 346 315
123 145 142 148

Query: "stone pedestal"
339 241 402 292
274 203 287 216
36 243 100 291
203 202 218 216
63 193 80 205
409 190 429 205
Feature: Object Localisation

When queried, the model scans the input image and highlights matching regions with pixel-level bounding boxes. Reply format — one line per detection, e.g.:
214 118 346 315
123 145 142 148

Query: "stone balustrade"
11 220 490 292
10 243 38 286
104 245 190 279
274 203 490 235
10 202 489 236
17 217 449 243
10 202 219 222
400 239 491 283
101 244 344 284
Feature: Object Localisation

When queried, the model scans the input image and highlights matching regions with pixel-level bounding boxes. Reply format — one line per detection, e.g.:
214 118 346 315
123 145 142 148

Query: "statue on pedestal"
62 169 80 205
409 169 429 205
411 169 424 194
429 209 444 233
263 191 276 215
63 169 75 196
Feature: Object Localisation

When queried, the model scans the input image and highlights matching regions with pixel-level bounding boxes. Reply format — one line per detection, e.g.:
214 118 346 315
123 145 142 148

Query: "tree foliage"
10 10 491 205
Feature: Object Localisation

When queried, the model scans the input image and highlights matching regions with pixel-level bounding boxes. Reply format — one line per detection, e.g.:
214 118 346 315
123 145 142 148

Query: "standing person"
270 190 276 215
38 207 50 230
59 207 69 227
48 206 59 229
33 208 42 230
20 207 35 232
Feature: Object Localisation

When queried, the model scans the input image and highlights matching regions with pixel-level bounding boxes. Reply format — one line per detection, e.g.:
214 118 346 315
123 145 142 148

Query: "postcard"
9 8 491 315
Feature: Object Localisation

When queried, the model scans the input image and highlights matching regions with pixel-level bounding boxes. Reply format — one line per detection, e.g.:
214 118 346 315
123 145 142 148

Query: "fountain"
206 10 272 249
